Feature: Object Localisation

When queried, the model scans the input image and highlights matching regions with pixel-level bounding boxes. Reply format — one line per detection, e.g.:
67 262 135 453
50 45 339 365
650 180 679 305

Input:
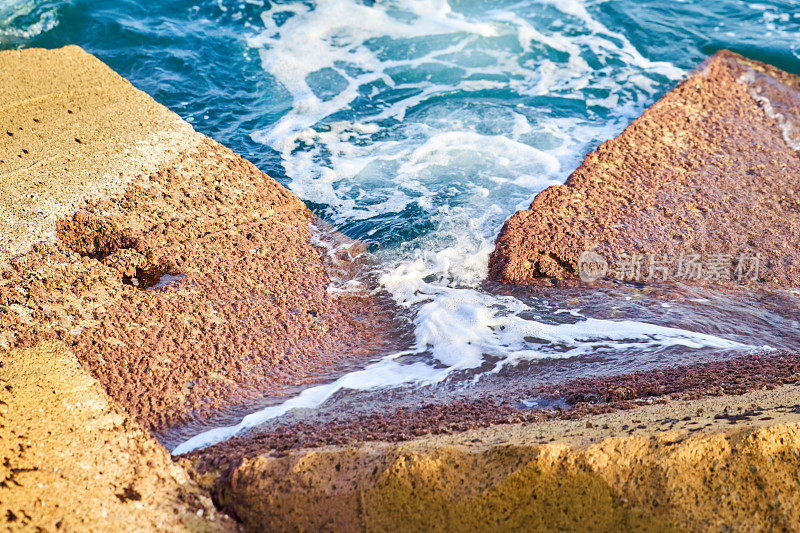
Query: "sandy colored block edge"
186 384 800 532
0 341 236 531
0 45 202 264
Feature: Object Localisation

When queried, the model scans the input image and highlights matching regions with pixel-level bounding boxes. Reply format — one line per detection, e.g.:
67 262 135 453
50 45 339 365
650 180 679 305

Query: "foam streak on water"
172 309 750 454
0 0 58 41
169 0 762 454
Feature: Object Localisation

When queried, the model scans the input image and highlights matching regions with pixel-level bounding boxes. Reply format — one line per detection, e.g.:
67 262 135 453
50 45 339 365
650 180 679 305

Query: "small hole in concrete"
115 485 142 503
123 268 184 291
56 211 137 261
123 266 168 290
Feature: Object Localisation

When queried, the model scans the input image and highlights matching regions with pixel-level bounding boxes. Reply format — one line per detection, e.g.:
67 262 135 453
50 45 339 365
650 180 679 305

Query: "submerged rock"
489 50 800 286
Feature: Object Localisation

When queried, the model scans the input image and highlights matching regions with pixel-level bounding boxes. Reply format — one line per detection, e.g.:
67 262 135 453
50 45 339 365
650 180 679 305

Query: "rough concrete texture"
0 45 405 529
7 44 800 532
0 45 197 263
0 342 235 531
175 50 800 530
0 46 404 432
185 386 800 532
55 136 401 432
489 50 800 286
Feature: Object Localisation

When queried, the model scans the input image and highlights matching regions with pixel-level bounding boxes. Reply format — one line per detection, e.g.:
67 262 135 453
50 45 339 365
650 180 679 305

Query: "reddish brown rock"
489 50 800 286
58 136 403 433
0 46 405 435
184 348 800 469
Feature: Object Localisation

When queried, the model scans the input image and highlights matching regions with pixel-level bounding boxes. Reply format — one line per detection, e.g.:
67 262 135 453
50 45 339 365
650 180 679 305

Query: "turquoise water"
4 0 800 452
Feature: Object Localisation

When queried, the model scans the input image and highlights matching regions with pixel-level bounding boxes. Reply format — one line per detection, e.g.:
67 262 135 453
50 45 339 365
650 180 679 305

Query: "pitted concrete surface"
0 46 405 432
0 342 235 531
489 50 800 287
0 45 199 263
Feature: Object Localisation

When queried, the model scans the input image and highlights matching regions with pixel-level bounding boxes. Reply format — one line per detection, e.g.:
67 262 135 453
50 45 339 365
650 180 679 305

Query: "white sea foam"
737 69 800 151
172 293 754 454
246 0 682 223
0 0 58 40
171 356 445 455
171 0 765 455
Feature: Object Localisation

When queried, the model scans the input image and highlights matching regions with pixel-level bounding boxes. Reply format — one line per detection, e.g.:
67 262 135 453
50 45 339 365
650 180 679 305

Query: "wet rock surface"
185 348 800 470
0 45 403 531
0 46 406 433
489 50 800 287
48 136 403 432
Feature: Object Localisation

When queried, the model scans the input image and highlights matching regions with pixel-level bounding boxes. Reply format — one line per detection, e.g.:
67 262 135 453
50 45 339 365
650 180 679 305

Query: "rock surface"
0 46 196 264
182 349 800 461
0 45 401 530
184 387 800 532
489 50 800 286
0 342 234 531
0 46 403 433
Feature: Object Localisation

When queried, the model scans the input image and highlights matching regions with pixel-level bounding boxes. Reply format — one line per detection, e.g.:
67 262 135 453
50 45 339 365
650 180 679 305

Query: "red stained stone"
4 137 407 432
489 50 800 287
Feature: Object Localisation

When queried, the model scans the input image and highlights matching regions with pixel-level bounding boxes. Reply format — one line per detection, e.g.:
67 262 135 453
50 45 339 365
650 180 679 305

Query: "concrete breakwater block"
0 45 400 530
184 393 800 532
489 50 800 287
0 45 402 433
0 342 235 531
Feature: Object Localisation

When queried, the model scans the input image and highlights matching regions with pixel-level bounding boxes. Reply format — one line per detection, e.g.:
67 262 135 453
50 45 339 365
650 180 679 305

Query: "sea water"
4 0 800 453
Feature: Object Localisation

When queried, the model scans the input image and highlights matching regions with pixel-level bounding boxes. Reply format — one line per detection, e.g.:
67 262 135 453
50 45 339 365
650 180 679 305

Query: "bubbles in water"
244 0 698 375
247 0 682 243
0 0 59 42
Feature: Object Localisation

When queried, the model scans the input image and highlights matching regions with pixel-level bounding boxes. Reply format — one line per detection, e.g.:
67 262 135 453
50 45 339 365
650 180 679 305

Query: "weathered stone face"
0 45 197 264
0 46 237 530
0 46 405 434
0 45 402 530
183 389 800 532
0 342 235 531
488 50 800 287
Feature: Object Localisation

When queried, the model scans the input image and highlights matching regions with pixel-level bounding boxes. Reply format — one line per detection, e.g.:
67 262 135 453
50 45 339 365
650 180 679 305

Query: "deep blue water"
4 0 800 452
4 0 799 208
